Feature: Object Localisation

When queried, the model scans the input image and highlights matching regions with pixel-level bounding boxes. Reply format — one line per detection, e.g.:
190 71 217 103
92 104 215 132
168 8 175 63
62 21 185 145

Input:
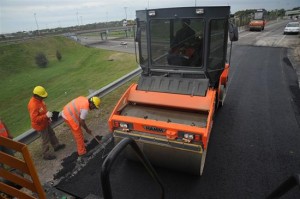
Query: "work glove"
51 111 60 121
46 111 53 118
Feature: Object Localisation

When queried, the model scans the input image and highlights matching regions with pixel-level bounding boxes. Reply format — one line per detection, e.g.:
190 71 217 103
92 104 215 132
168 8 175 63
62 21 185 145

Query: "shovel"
91 132 102 145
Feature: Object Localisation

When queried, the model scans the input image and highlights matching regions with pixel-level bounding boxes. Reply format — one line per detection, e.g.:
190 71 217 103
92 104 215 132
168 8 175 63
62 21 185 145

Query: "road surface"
56 20 300 199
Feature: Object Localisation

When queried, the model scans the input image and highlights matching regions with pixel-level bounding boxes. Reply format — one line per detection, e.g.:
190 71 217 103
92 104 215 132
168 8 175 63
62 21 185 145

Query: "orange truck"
108 6 238 175
249 9 267 31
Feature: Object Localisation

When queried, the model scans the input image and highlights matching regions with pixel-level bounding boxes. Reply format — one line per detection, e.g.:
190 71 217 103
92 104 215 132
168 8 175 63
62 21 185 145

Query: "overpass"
74 26 134 40
285 9 300 19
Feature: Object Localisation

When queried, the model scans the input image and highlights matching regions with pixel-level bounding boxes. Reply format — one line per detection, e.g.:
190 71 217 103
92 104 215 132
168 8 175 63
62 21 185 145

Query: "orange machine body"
249 19 266 31
108 82 219 150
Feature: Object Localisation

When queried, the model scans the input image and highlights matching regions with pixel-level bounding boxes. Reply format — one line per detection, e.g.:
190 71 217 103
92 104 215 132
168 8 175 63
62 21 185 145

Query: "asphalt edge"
287 45 300 88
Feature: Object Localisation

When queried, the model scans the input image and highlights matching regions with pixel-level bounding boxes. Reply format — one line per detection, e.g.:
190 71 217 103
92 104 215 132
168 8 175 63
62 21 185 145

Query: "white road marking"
239 32 253 38
276 35 286 46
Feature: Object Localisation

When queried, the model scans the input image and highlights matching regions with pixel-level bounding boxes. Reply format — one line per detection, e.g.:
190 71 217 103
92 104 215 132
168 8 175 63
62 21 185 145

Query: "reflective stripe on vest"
66 100 80 125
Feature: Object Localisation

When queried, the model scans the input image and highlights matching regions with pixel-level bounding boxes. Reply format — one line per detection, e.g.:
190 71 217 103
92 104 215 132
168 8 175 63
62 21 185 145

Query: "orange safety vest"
63 96 89 130
0 120 9 138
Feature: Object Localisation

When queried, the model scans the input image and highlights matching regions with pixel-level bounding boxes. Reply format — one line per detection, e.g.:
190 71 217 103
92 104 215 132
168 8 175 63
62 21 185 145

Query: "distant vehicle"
249 9 267 31
120 41 127 45
284 22 300 34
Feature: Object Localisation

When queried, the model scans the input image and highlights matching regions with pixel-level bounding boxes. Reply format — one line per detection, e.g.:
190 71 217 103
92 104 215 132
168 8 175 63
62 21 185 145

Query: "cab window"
149 19 204 68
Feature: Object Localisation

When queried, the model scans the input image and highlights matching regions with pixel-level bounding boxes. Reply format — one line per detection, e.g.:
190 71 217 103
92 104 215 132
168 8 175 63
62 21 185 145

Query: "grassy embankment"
0 36 137 137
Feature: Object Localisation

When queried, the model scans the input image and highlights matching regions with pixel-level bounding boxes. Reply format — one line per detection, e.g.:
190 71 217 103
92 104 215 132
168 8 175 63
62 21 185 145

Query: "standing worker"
28 86 65 160
62 96 101 158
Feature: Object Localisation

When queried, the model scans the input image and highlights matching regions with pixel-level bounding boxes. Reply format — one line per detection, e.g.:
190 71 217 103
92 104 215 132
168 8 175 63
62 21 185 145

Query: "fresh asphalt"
56 21 300 199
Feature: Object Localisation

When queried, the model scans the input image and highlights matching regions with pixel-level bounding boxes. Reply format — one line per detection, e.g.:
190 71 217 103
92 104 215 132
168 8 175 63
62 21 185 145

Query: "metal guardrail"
14 67 142 144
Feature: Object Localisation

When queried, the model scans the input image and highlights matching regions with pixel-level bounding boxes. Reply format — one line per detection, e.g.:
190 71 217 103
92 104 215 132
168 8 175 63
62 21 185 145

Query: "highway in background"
78 35 136 54
56 20 300 198
238 19 299 48
80 19 300 84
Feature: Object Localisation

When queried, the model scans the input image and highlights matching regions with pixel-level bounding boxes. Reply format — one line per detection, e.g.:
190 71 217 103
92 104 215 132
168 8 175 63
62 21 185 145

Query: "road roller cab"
108 6 238 175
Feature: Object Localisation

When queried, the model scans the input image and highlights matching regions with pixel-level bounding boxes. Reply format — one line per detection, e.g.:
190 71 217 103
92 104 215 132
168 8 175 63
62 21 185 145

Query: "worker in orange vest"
0 118 15 170
62 96 101 158
0 118 13 139
0 118 14 160
28 86 65 160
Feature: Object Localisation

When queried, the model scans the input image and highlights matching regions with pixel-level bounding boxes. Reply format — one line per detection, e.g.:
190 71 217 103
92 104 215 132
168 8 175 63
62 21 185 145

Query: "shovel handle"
91 133 102 145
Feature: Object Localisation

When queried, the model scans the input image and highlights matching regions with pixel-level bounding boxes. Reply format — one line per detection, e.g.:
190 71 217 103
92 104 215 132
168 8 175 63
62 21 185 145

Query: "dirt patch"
108 53 126 61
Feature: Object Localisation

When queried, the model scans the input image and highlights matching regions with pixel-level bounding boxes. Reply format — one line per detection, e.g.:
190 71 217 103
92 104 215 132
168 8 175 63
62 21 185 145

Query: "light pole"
106 12 108 26
34 13 40 35
124 7 127 21
76 10 79 27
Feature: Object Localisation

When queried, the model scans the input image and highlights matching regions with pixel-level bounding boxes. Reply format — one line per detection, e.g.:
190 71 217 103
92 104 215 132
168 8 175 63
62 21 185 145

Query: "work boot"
77 152 91 162
43 154 56 160
54 144 66 152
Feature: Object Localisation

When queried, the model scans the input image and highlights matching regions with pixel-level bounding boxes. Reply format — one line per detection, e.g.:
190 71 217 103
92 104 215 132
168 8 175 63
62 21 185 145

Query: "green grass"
0 36 137 136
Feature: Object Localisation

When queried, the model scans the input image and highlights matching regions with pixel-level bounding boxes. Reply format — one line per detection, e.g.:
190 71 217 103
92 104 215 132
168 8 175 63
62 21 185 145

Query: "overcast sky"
0 0 299 34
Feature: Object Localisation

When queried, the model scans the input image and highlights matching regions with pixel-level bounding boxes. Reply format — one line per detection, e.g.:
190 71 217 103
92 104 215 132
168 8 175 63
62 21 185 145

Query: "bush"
35 52 48 68
56 50 62 61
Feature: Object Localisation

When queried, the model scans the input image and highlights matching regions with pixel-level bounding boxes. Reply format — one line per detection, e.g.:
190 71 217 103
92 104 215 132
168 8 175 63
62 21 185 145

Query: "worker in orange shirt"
62 96 101 158
0 118 13 140
0 118 14 163
28 86 65 160
0 118 24 197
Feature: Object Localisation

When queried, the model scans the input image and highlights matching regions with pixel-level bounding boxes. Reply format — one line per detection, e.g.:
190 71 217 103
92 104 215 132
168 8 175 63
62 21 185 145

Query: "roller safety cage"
108 6 238 176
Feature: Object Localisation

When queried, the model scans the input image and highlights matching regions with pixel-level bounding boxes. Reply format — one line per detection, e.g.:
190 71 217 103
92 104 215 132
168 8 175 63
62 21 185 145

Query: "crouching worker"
62 96 101 159
28 86 65 160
